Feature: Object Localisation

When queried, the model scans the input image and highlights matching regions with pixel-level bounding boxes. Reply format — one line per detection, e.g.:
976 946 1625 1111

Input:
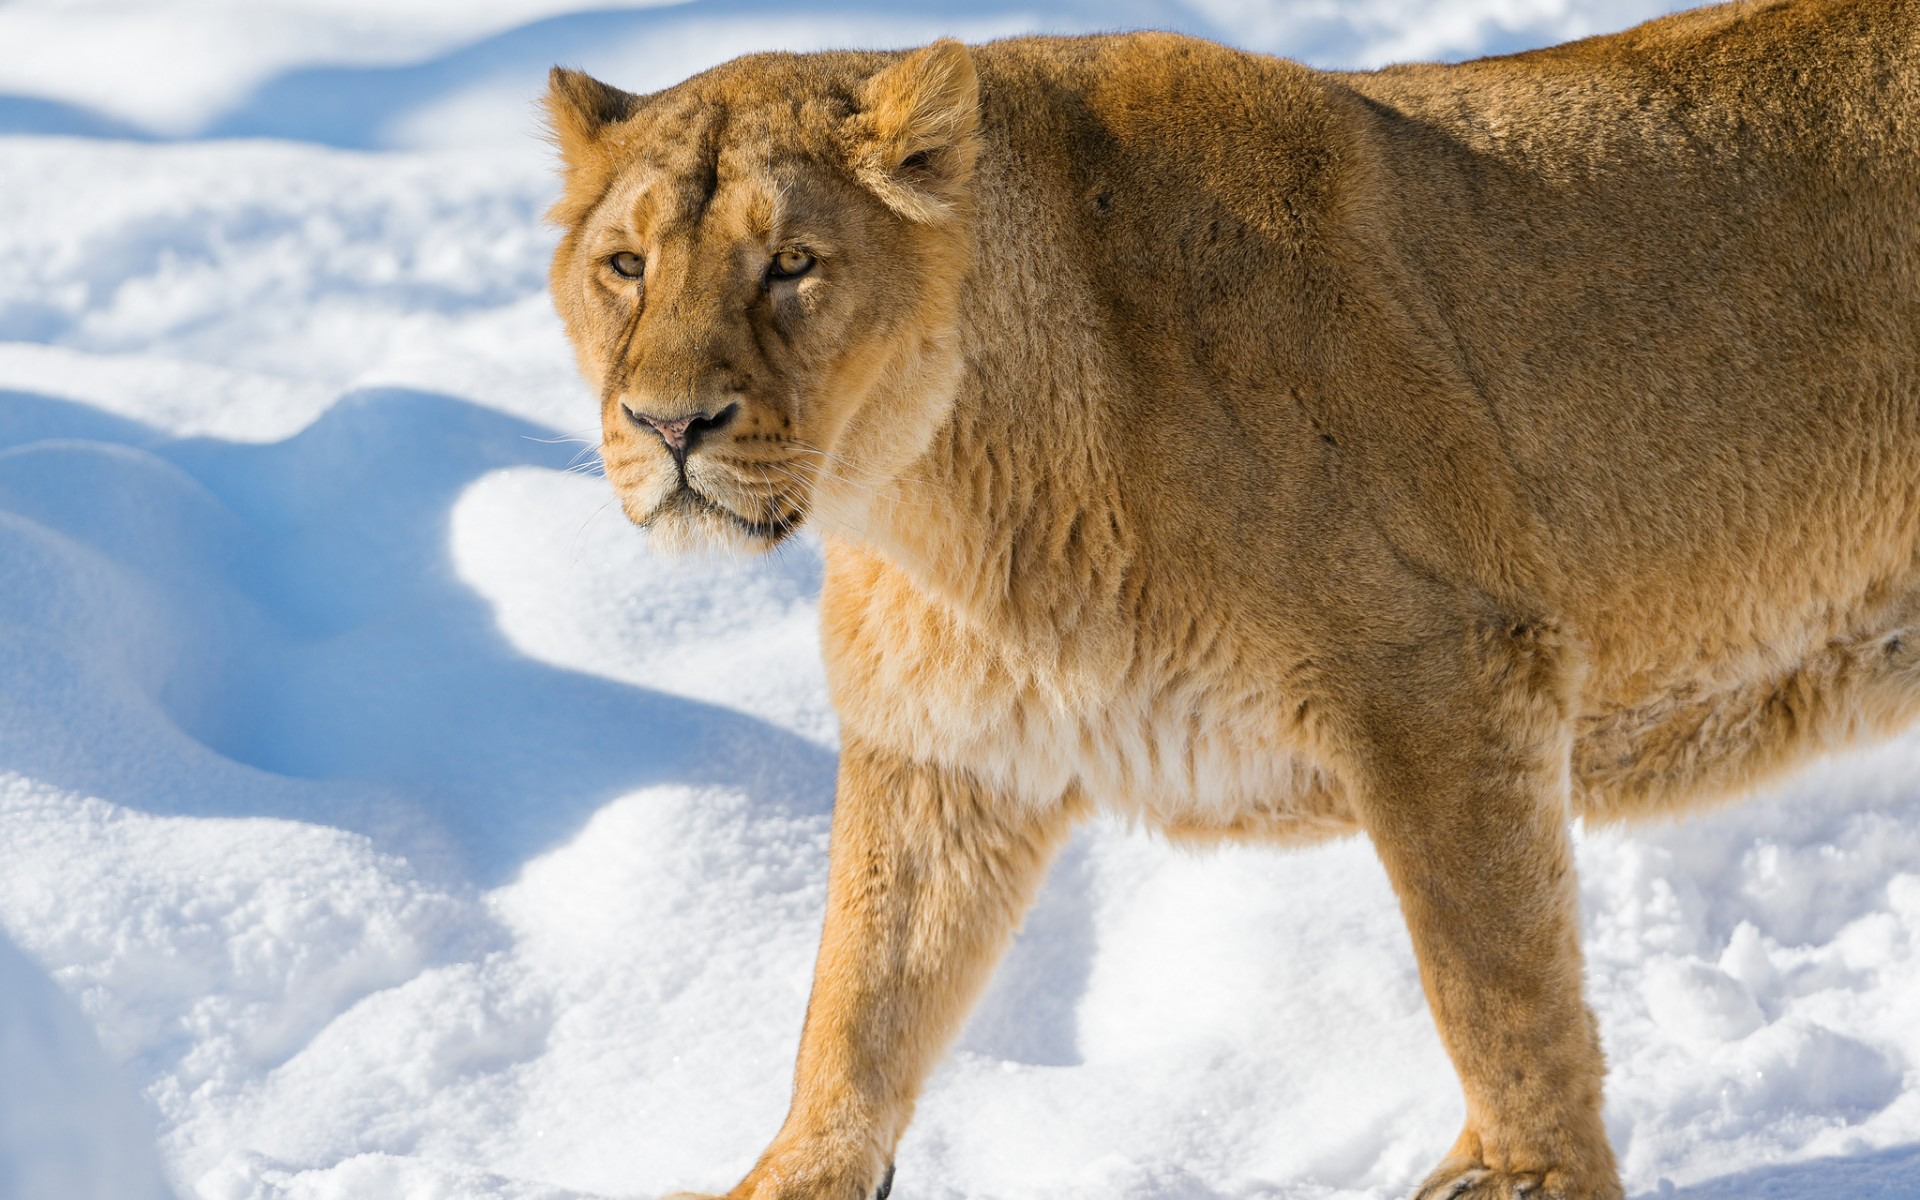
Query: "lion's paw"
1412 1155 1621 1200
659 1162 892 1200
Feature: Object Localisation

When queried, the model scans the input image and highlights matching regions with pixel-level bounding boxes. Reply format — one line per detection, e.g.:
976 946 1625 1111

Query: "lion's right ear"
542 66 640 225
850 40 980 224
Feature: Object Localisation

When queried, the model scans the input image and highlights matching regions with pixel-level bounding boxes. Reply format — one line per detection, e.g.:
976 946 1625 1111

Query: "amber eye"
607 251 644 279
768 248 815 281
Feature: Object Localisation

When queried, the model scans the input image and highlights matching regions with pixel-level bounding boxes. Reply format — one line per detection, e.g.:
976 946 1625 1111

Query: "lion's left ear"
850 40 980 224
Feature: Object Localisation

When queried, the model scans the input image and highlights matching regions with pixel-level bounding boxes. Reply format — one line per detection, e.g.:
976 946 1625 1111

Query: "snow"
0 1 1915 1198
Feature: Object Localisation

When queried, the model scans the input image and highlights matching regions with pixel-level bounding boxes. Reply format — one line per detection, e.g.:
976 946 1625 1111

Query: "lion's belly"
1057 693 1356 840
824 549 1358 839
837 628 1354 839
1035 694 1337 823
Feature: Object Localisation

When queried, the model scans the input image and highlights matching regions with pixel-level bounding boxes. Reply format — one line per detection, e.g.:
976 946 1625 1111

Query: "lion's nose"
625 402 739 461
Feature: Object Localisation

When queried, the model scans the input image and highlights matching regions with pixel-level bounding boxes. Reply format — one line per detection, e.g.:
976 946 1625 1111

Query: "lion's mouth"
654 482 804 545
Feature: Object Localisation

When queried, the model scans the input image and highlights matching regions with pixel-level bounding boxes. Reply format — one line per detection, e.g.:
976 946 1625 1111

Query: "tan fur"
542 4 1920 1196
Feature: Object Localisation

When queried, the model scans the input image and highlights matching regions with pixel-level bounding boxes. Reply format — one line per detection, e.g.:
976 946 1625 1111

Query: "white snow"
1 2 1916 1198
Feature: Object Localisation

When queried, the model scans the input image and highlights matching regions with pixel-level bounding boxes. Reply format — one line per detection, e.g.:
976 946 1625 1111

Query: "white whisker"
568 496 621 568
524 425 604 446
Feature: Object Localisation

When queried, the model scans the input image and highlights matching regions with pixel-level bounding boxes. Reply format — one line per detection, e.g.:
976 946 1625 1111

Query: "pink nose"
624 403 738 459
644 413 698 449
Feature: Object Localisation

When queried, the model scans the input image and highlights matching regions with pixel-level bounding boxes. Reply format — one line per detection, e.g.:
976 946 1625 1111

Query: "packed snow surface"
2 2 1917 1198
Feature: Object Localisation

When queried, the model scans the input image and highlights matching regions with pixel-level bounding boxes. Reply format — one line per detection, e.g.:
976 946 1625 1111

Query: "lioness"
542 1 1919 1195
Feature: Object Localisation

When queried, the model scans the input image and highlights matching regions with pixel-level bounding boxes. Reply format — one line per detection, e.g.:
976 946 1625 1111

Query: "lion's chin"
634 486 803 557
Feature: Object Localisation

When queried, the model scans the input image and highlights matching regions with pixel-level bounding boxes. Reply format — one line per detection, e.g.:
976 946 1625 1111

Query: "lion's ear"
542 66 640 226
851 40 980 223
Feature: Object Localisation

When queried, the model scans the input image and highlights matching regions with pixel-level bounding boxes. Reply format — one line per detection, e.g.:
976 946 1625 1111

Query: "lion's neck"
822 187 1138 660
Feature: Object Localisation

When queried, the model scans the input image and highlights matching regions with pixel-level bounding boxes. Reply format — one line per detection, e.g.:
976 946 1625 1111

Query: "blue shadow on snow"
1633 1140 1920 1198
0 388 836 886
0 94 161 139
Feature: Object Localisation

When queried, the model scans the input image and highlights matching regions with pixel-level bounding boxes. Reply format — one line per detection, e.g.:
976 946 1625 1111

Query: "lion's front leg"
696 740 1079 1200
1341 621 1623 1200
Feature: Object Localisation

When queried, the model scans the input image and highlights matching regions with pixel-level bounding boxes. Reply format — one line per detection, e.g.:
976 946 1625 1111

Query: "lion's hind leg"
1334 613 1622 1200
1574 625 1920 823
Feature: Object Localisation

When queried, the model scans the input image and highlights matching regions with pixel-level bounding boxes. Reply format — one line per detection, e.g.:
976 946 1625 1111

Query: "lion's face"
544 43 979 553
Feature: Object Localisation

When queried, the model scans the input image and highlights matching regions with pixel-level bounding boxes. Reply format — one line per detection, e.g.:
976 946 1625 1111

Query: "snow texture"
1 2 1916 1198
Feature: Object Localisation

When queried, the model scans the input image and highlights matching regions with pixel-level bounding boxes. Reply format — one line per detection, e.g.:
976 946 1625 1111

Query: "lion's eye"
608 251 644 280
769 249 816 281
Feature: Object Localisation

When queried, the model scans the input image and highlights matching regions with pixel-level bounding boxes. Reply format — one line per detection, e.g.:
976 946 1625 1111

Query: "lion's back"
1327 0 1920 708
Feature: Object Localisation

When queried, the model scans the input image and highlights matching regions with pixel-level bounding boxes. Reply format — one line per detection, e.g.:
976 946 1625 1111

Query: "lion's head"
544 41 980 554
